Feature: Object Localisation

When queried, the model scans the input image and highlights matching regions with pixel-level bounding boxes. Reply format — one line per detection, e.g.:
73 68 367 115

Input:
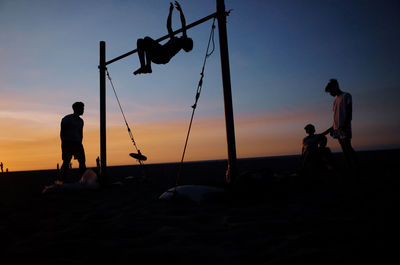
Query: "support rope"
106 70 145 167
175 18 216 187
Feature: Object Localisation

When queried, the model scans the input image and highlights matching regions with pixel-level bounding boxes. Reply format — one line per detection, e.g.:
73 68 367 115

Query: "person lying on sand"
133 1 193 75
42 169 99 194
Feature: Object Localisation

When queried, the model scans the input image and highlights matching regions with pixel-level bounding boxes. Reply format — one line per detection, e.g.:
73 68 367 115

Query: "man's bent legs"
134 37 154 75
143 37 154 72
137 38 146 67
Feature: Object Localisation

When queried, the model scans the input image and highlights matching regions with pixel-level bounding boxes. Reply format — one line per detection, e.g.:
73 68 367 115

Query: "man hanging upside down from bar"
134 1 193 75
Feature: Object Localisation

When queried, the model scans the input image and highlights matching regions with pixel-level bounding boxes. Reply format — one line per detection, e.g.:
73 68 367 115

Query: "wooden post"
99 41 107 182
216 0 237 184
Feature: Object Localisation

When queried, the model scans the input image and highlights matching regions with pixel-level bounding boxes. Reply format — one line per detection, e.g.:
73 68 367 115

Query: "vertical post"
216 0 237 184
99 41 107 182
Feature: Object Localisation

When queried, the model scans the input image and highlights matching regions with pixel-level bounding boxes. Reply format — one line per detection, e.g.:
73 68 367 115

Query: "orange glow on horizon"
0 114 302 171
1 110 399 172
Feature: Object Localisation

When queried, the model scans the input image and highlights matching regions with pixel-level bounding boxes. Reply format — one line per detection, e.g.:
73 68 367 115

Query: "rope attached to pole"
106 70 146 167
175 18 216 187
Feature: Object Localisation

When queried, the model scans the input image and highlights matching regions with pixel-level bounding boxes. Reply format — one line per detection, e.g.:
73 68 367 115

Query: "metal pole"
216 0 237 184
99 11 219 184
99 41 107 182
105 12 217 66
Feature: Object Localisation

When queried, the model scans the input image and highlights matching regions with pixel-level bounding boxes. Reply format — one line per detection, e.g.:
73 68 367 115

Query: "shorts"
62 141 86 162
149 45 170 64
144 37 172 64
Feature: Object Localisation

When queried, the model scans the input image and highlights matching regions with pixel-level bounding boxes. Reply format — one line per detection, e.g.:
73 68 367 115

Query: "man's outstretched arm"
322 126 333 136
167 2 174 37
174 1 187 38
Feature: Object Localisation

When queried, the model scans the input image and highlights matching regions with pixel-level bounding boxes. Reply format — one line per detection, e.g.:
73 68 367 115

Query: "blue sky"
1 0 399 171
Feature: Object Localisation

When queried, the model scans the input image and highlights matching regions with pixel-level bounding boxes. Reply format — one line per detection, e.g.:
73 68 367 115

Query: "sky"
1 0 399 171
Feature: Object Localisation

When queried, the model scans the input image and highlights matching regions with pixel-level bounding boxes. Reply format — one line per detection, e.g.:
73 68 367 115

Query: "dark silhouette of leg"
134 38 146 75
76 144 86 176
137 38 146 68
78 158 86 176
61 154 72 183
134 37 153 75
339 138 358 170
143 37 154 73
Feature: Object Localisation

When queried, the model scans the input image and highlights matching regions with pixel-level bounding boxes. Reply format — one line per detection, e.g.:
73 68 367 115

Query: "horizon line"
4 147 399 174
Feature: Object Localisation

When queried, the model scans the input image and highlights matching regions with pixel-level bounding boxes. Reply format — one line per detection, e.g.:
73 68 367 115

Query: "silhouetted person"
318 132 336 171
133 1 193 75
0 162 3 173
60 102 86 182
325 79 358 170
301 124 332 171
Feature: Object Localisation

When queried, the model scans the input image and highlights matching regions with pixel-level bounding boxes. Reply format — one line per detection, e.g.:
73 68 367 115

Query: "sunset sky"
1 0 399 171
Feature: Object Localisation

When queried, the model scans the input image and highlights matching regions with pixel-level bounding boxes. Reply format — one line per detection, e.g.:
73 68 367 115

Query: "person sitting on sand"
60 102 86 183
133 1 193 75
317 133 336 171
301 124 332 171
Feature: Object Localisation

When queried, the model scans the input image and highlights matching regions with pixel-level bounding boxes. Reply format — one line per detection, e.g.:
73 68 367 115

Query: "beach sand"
0 150 396 264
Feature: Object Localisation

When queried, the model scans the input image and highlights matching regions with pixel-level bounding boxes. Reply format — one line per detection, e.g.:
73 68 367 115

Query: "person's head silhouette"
182 37 193 52
304 124 315 135
325 79 342 97
72 102 84 116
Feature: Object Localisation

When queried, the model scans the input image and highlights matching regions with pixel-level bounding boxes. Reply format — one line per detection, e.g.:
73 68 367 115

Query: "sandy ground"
0 150 397 265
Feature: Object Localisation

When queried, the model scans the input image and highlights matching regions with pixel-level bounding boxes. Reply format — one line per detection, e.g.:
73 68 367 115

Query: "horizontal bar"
105 12 217 66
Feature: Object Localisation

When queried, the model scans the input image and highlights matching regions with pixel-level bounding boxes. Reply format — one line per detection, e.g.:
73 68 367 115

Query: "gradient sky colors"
1 0 399 171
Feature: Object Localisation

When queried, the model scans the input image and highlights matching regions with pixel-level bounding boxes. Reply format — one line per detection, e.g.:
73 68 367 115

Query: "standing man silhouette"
133 1 193 75
60 102 86 182
325 79 358 170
